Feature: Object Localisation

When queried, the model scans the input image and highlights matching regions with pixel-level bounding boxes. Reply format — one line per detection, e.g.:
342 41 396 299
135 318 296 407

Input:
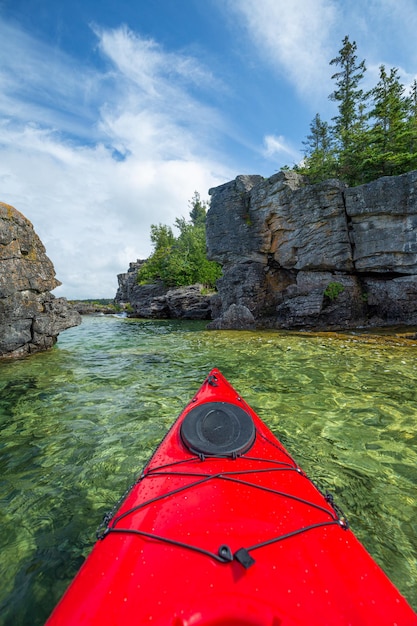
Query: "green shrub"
137 193 222 289
324 282 345 300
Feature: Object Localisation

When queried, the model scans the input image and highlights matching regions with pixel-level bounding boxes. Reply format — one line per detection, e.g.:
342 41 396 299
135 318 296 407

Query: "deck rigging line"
97 431 348 569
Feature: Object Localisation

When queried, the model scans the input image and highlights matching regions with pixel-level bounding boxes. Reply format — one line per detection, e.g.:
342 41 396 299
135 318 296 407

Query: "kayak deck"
46 369 417 625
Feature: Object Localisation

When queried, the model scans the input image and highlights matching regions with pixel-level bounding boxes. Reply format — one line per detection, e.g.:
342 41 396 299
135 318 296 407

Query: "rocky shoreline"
70 301 120 315
0 202 81 359
3 168 417 360
116 170 417 331
115 263 213 320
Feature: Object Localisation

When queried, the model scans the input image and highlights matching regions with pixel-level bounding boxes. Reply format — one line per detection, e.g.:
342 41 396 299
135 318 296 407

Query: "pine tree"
406 79 417 169
188 191 207 226
329 36 368 184
291 36 417 185
299 113 336 182
365 66 411 179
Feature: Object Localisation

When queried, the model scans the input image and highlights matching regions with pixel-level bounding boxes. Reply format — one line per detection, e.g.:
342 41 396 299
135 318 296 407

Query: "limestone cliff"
206 170 417 330
116 261 212 320
0 202 81 358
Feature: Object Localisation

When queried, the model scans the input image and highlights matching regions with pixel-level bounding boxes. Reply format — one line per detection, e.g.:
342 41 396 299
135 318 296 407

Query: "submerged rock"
0 202 81 358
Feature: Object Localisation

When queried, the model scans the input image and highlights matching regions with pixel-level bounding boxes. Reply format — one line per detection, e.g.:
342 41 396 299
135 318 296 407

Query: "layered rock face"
115 260 145 305
116 261 212 320
207 170 417 329
0 202 81 358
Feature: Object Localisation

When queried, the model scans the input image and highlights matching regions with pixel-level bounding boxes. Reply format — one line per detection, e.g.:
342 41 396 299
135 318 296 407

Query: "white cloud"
0 21 233 299
225 0 417 107
0 19 104 141
262 134 301 164
95 24 220 96
225 0 337 101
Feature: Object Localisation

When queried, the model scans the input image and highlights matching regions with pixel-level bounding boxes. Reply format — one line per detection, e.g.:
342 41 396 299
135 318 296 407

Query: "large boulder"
207 304 256 330
0 202 81 358
165 285 212 319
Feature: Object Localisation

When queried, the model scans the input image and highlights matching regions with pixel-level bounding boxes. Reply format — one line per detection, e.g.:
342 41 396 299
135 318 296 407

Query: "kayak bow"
46 368 417 625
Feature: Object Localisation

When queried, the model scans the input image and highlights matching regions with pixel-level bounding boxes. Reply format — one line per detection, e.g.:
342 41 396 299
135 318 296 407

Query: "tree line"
295 35 417 186
137 192 222 289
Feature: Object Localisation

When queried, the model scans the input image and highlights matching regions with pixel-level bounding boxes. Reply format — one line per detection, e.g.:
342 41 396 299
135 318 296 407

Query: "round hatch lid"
181 402 255 457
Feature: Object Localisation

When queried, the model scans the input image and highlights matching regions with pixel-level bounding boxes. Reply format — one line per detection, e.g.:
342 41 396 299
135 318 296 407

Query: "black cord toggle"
218 544 233 562
325 492 349 529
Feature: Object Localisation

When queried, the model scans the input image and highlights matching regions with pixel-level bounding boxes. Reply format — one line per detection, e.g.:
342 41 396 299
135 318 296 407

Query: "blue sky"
1 0 417 298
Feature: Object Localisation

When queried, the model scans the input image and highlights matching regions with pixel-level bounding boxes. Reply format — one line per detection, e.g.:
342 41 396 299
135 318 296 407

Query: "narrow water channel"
1 315 416 623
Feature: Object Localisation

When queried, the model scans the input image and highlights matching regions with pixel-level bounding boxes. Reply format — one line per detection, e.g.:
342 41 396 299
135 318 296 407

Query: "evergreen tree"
406 79 417 169
295 36 417 185
299 113 337 181
365 65 411 179
329 36 368 184
189 191 207 226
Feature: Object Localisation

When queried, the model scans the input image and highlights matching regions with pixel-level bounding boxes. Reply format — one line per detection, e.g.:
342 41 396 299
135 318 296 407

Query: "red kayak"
46 369 416 625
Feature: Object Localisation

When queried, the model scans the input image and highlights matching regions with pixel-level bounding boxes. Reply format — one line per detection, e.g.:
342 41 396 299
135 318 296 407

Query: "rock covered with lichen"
0 202 81 358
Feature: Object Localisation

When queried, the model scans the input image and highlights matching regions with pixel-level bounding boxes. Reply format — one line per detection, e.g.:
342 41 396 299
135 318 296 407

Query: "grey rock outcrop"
345 174 417 272
115 260 145 305
207 304 255 330
163 285 212 319
207 170 417 330
0 202 81 358
116 263 212 320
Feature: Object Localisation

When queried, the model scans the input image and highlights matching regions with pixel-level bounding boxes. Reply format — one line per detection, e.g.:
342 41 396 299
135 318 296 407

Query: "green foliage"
137 192 222 289
188 191 207 226
364 66 416 179
297 113 337 181
407 79 417 159
150 223 175 250
329 36 368 184
297 36 417 186
324 282 345 301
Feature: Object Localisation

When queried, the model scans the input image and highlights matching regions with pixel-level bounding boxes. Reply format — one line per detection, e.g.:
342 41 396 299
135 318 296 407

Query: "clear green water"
1 315 416 624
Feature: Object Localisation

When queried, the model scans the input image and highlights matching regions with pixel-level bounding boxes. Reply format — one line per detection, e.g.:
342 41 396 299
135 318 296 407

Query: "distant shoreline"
69 299 119 315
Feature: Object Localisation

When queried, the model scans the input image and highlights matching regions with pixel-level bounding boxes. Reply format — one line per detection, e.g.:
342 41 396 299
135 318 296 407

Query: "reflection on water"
0 316 416 623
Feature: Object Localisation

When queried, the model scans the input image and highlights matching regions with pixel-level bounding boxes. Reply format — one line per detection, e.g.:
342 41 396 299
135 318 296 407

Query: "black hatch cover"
181 402 255 457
